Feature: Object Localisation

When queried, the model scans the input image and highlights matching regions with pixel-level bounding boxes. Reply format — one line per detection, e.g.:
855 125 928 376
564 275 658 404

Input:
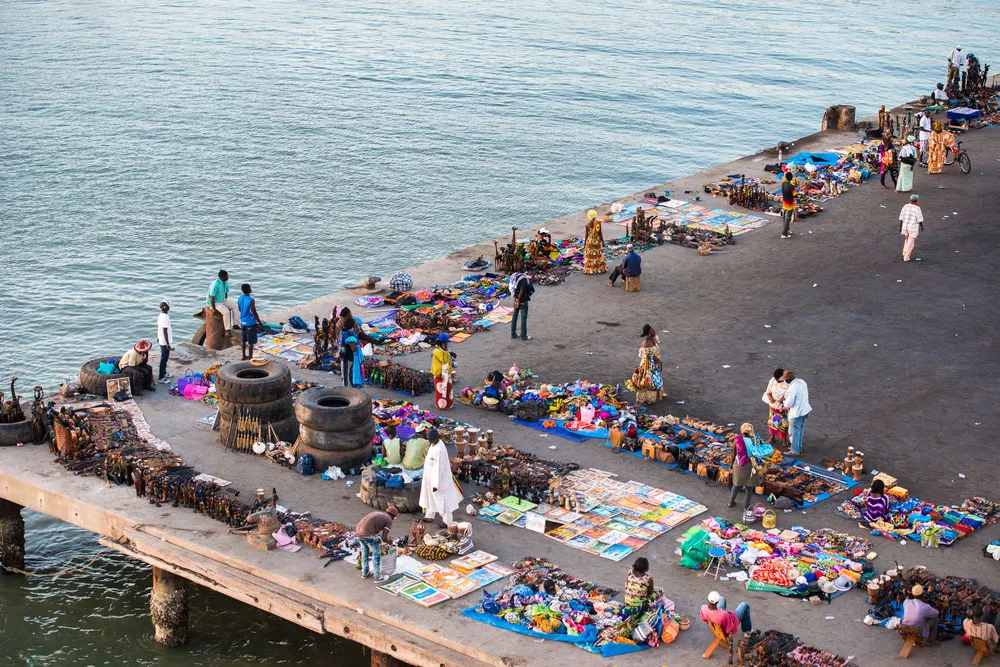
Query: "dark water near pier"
1 0 996 663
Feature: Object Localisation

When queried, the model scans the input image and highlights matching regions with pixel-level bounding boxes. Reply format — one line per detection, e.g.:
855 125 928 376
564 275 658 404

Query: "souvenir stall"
462 557 688 658
837 481 1000 547
374 550 516 607
608 200 767 252
680 517 875 598
865 566 1000 634
477 469 707 562
738 630 857 667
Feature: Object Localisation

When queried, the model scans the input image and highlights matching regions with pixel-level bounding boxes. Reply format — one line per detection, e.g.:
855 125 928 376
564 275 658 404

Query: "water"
0 0 996 663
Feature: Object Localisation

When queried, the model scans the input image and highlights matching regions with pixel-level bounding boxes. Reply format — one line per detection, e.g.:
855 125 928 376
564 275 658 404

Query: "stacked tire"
79 358 128 397
214 361 298 445
292 388 375 470
0 419 35 447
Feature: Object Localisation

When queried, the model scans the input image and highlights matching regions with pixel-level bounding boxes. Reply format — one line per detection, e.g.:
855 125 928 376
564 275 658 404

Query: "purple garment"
902 598 939 639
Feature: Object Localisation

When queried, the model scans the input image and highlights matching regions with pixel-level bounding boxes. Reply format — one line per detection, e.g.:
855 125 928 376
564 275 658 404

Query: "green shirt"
206 278 228 306
402 437 429 470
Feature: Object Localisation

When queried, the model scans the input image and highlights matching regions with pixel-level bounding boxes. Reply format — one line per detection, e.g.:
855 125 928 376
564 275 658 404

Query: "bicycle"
944 140 971 173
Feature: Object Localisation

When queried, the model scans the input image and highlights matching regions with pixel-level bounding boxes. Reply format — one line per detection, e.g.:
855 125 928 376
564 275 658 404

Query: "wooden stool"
898 625 926 658
625 275 640 292
703 620 733 664
971 636 991 665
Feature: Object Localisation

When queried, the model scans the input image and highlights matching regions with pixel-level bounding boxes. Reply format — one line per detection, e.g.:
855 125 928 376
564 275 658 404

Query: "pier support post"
150 566 189 646
0 499 26 574
370 650 408 667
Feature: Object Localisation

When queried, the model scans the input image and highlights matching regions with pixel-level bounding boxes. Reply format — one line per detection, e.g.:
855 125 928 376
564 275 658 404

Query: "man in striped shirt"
899 194 924 262
780 171 796 239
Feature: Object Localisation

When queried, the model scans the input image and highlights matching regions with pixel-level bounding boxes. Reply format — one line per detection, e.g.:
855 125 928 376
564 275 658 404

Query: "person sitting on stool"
701 590 752 637
608 244 641 287
902 584 940 644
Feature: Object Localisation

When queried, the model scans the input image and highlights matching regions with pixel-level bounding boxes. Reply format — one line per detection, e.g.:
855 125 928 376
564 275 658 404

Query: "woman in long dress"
878 135 897 189
761 368 789 448
896 135 918 193
927 122 956 174
626 324 664 404
430 334 454 410
582 209 607 274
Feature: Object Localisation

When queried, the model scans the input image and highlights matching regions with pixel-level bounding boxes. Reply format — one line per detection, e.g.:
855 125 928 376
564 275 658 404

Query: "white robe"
419 440 462 520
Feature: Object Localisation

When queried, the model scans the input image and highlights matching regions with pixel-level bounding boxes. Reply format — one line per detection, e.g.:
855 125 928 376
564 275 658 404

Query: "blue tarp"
785 151 841 167
510 418 607 442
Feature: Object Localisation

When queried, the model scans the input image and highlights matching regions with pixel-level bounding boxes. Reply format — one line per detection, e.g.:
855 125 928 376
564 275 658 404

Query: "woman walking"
896 136 918 193
582 209 607 274
626 324 664 404
430 334 455 410
927 121 956 174
879 135 897 189
761 368 789 448
727 423 763 522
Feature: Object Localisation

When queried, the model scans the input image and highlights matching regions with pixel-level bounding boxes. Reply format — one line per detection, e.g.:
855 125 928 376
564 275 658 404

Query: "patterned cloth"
390 271 412 291
899 203 924 236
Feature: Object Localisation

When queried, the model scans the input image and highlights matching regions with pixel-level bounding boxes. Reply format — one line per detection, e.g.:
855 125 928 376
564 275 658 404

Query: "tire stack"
79 358 128 397
214 361 298 446
292 388 375 471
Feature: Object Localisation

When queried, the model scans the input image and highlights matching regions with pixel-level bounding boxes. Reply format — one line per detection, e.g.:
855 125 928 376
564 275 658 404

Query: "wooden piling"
0 498 25 574
150 566 189 646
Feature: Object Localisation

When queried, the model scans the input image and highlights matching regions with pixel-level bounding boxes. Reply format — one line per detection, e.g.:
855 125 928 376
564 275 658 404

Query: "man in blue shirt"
607 244 641 287
237 284 263 360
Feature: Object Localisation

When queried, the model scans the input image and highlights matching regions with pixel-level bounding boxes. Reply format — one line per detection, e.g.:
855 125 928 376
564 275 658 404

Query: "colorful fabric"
626 342 663 404
624 571 653 607
927 130 955 174
582 219 607 274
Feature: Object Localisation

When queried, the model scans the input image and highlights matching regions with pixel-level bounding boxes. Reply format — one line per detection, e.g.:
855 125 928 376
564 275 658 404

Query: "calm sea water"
1 0 996 663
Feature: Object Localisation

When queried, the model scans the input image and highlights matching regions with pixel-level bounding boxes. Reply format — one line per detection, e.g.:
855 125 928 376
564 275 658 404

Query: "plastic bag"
321 465 345 480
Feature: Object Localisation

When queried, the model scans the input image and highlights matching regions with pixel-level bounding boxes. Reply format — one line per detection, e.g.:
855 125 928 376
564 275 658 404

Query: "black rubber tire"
292 439 371 471
294 388 372 431
296 421 376 452
192 324 207 345
0 419 35 447
219 414 299 446
958 152 971 174
79 358 128 397
366 486 423 514
216 397 294 426
214 361 291 404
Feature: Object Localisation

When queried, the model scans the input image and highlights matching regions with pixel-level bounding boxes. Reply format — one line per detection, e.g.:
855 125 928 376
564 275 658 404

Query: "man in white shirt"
916 112 933 164
931 83 949 103
782 370 811 456
157 301 174 383
898 194 924 263
947 46 963 88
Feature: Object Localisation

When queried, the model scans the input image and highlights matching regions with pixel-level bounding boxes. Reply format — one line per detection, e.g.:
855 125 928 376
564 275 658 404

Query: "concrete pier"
1 95 998 665
0 499 25 574
151 566 189 646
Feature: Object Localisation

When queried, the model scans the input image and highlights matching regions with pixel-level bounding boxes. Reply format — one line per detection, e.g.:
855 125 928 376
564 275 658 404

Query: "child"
237 284 263 361
624 557 657 611
862 479 889 526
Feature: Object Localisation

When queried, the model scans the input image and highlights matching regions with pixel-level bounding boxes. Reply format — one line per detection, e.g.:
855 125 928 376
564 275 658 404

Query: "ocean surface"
0 0 996 663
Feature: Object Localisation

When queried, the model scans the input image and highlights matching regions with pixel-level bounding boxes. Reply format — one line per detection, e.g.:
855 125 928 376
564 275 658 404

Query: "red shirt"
701 605 739 635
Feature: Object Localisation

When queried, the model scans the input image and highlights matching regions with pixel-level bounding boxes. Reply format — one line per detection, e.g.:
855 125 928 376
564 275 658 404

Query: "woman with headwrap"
625 324 663 404
727 423 764 521
582 209 607 274
431 333 455 410
896 136 918 193
927 121 956 174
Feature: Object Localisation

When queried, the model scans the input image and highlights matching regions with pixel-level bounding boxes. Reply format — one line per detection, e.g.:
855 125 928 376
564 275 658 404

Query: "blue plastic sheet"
460 608 598 645
510 418 606 442
785 151 841 167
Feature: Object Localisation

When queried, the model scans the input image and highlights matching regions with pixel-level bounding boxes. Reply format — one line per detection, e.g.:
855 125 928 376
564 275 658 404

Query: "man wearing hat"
898 194 924 262
947 46 963 89
119 340 156 395
355 506 399 583
607 244 641 288
902 584 940 643
419 427 463 527
701 591 752 639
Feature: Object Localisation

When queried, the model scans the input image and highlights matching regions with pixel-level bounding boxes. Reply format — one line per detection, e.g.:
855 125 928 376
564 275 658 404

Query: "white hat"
707 591 721 604
539 227 549 233
414 424 426 433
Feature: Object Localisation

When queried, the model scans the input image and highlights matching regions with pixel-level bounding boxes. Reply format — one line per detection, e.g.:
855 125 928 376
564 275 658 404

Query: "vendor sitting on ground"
119 340 156 395
862 479 889 526
382 424 403 466
902 585 940 644
931 82 949 103
623 557 661 613
530 227 558 260
701 590 752 638
355 506 398 583
607 244 641 287
401 424 430 470
481 370 510 411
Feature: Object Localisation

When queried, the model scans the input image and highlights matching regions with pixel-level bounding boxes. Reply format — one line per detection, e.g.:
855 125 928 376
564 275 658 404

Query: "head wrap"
587 209 597 220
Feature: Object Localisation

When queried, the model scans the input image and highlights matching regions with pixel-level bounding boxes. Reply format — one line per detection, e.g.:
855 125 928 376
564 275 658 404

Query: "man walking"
782 370 811 456
157 301 173 383
238 284 264 360
899 194 924 262
509 272 534 341
206 269 239 331
916 112 932 165
355 506 398 583
780 171 796 239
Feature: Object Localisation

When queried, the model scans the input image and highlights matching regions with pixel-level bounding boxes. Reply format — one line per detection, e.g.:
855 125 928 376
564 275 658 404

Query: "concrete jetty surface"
2 111 998 666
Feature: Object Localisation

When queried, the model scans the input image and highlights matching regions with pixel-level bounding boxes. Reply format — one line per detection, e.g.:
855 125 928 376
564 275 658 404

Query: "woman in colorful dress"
430 333 454 410
761 368 789 448
896 135 918 193
582 209 607 274
879 135 897 189
623 557 660 613
626 324 663 404
927 121 956 174
338 316 366 388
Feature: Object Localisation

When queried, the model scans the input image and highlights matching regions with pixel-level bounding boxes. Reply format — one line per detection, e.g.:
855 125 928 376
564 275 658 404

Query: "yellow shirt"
431 347 451 377
383 438 402 465
402 437 429 470
119 349 146 368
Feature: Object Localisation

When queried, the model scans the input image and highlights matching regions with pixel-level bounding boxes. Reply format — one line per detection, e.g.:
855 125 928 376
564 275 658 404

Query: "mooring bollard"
0 499 26 574
822 105 856 131
150 566 189 646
